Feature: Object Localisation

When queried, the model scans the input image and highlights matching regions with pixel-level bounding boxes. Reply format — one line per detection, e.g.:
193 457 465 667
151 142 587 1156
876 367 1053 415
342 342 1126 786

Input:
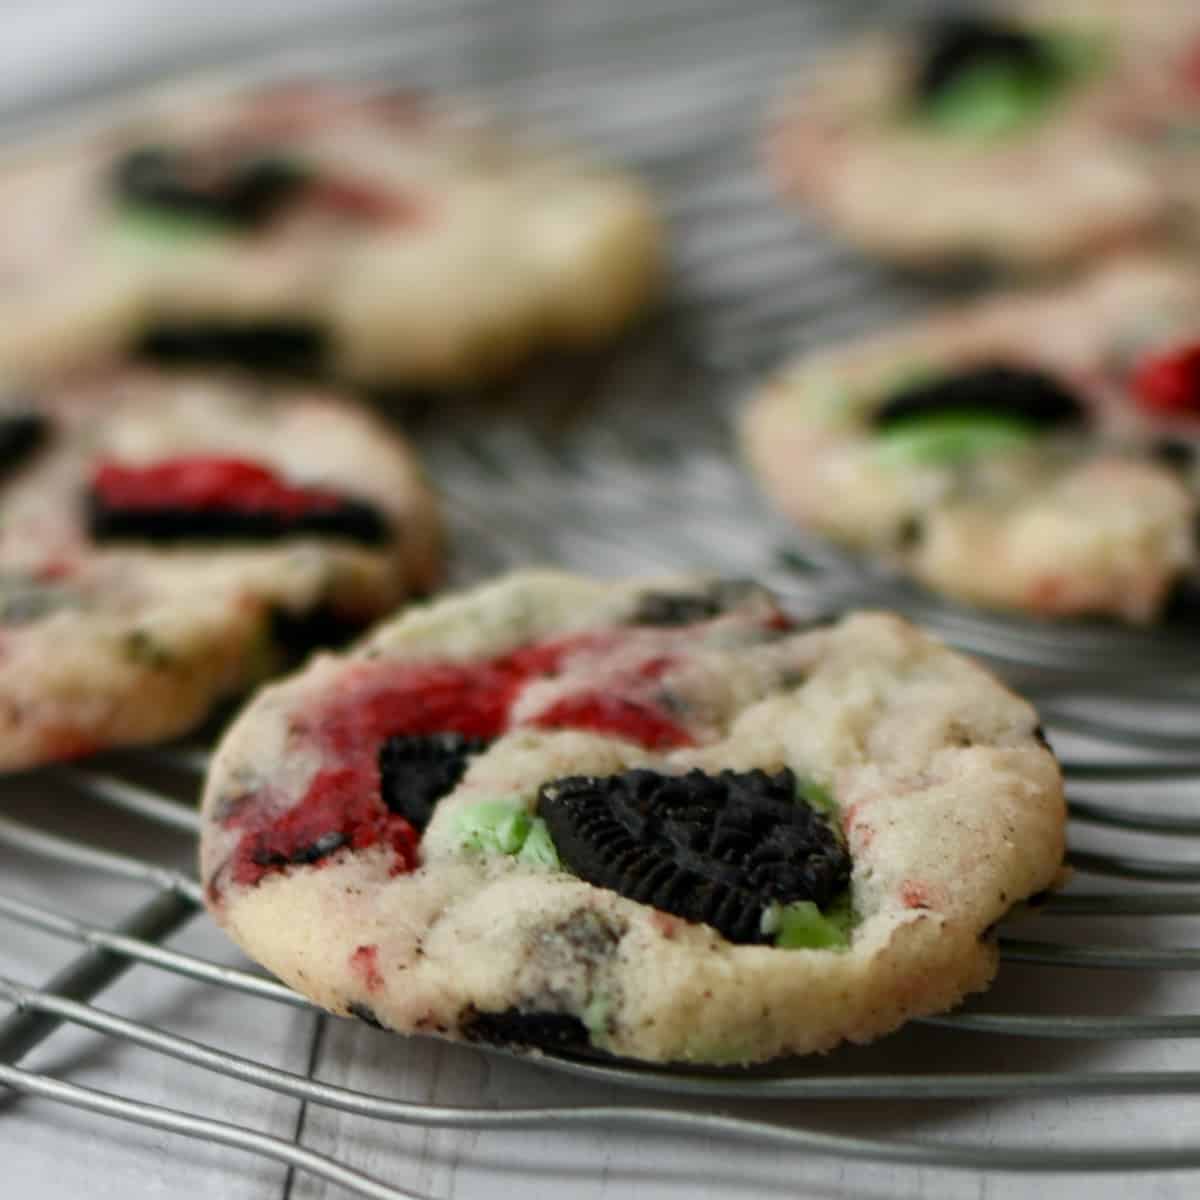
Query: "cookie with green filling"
765 0 1200 271
742 256 1200 622
200 570 1065 1065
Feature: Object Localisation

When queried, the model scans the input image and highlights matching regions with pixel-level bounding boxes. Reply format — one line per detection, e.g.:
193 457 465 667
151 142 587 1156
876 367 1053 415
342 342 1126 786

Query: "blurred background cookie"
765 1 1200 273
742 256 1200 622
0 81 664 389
0 366 439 769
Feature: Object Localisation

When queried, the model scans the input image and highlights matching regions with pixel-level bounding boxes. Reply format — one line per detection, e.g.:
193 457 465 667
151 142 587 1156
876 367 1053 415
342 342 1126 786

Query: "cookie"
765 1 1200 271
0 81 663 387
0 367 439 770
200 570 1064 1066
741 257 1200 623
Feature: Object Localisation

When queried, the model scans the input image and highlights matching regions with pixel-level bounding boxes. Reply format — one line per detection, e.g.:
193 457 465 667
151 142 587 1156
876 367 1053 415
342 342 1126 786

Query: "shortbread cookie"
0 368 439 770
200 570 1065 1066
742 257 1200 623
766 2 1200 271
0 81 663 387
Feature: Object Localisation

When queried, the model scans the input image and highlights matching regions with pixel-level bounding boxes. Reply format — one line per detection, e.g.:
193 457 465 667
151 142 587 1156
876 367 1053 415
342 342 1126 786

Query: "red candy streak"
350 944 384 992
226 632 692 886
230 767 419 888
1131 341 1200 418
532 692 692 749
900 881 934 911
1182 40 1200 96
93 456 347 517
311 176 426 226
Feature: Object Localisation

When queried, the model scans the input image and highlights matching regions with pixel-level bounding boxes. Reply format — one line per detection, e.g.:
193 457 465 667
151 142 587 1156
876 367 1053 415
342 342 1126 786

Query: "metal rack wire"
3 1 1200 1196
4 673 1200 1196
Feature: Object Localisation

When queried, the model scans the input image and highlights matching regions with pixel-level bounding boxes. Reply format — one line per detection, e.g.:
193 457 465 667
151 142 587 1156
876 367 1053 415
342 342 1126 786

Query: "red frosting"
227 767 418 887
531 692 692 749
349 944 384 992
1182 40 1200 95
1132 341 1200 418
223 624 729 888
224 632 678 886
311 176 425 225
92 456 347 517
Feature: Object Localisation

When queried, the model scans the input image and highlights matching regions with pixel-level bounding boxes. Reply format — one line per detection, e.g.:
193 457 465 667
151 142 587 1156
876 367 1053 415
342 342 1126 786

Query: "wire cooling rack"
4 1 1200 1197
3 617 1200 1196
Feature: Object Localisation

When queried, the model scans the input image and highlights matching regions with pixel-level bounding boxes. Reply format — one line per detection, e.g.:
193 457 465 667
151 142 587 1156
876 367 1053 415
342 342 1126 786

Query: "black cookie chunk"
137 320 327 374
461 1006 590 1052
872 364 1086 431
87 495 390 547
251 830 349 871
114 146 311 229
537 767 850 946
632 579 764 627
0 411 47 479
379 733 489 832
1151 438 1196 474
269 605 365 661
1163 574 1200 626
916 15 1056 102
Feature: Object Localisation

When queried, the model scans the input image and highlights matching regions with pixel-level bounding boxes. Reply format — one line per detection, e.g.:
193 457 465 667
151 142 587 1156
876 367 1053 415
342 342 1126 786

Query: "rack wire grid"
4 1 1200 1198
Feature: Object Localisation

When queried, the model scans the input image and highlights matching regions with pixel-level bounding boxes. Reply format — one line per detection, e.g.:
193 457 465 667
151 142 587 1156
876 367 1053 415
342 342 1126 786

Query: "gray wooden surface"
3 2 1200 1198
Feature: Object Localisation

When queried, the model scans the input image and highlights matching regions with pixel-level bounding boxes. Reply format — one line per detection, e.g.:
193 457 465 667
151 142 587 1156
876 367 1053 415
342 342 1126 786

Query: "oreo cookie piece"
915 15 1056 103
87 493 389 546
1163 572 1200 626
251 830 349 871
86 456 390 546
871 364 1086 431
461 1007 590 1052
136 321 327 374
113 146 311 229
0 411 47 480
537 767 849 946
379 732 489 832
1150 438 1196 474
268 604 365 664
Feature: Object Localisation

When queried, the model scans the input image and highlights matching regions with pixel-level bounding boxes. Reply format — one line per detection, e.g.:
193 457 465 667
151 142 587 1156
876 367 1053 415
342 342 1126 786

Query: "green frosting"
582 992 614 1043
763 780 854 951
797 777 836 817
920 59 1060 137
516 816 562 869
454 799 560 869
917 33 1105 139
875 411 1035 466
764 891 855 951
108 207 227 247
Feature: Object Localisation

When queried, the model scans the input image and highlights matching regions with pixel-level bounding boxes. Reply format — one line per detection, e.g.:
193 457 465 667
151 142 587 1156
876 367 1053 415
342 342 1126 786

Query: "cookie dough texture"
765 0 1200 271
0 81 663 386
0 369 439 770
742 258 1200 622
201 570 1065 1066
